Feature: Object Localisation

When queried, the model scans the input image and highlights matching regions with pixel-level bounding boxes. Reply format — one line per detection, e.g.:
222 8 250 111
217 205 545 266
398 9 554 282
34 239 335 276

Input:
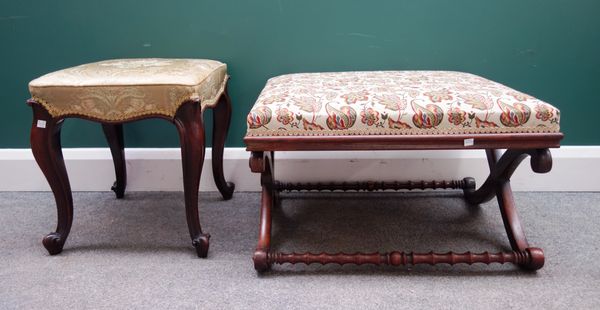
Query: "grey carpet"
0 191 598 309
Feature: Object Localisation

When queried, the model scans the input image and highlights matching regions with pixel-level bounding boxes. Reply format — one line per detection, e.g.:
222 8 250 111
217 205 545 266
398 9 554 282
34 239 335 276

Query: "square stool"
28 58 235 257
244 71 563 272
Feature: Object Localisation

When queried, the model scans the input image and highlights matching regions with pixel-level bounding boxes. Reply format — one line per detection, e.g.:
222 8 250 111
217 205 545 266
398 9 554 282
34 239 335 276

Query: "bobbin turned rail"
268 248 544 270
274 179 473 192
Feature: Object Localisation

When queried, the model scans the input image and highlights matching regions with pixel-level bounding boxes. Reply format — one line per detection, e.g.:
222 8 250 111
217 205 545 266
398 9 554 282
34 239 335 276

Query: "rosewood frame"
245 132 563 272
28 87 235 257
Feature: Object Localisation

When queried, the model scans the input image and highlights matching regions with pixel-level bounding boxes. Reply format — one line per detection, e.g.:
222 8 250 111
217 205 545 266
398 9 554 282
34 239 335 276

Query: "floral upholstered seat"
244 71 563 272
246 71 560 136
29 58 228 121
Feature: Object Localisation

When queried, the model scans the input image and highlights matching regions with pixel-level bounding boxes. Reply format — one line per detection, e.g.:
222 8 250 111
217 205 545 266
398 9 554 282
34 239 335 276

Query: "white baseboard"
0 146 597 192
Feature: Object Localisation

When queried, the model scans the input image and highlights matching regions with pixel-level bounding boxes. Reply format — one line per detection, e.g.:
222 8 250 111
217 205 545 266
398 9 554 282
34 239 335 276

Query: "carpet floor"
0 191 598 309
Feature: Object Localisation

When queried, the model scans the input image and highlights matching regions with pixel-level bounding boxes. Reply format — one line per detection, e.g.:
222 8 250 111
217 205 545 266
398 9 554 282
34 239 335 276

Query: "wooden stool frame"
28 85 235 258
245 133 563 272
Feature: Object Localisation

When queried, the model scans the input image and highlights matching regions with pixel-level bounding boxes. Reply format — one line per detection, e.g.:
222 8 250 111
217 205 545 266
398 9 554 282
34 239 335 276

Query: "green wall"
1 0 598 147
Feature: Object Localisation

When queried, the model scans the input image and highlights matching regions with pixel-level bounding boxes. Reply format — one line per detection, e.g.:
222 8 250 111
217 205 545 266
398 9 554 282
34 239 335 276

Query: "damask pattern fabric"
246 71 560 136
29 59 228 121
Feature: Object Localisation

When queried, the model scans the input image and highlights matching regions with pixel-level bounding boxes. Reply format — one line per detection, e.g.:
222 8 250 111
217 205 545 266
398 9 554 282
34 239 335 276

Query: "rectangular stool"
244 71 562 272
28 59 235 257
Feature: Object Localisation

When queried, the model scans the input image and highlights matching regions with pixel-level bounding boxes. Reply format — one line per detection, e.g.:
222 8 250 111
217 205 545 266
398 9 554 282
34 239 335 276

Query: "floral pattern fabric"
246 71 560 136
29 59 228 121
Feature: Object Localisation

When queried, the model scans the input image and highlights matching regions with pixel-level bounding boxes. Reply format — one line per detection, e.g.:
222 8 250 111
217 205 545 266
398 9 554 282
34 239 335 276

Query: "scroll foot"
42 232 65 255
192 234 211 258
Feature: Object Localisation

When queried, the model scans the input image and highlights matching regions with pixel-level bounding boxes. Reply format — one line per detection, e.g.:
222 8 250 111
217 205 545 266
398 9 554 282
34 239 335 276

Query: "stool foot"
42 232 66 255
192 234 211 258
253 249 271 273
218 182 235 201
110 181 125 199
521 247 545 270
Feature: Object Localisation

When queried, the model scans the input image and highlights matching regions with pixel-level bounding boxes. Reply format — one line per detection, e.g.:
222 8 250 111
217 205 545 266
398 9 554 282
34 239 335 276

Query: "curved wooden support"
464 148 553 258
251 151 275 272
269 152 281 209
496 179 530 251
210 88 235 200
173 100 210 258
268 247 544 270
463 149 527 205
28 101 73 255
248 145 553 272
463 148 553 205
101 124 126 198
253 187 273 272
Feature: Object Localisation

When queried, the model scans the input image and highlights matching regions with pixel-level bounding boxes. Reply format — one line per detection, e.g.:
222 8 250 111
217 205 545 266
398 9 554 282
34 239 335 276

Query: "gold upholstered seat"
246 71 560 136
29 58 228 121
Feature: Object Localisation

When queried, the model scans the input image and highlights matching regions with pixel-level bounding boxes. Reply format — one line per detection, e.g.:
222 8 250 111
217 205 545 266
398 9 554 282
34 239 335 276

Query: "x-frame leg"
250 148 551 272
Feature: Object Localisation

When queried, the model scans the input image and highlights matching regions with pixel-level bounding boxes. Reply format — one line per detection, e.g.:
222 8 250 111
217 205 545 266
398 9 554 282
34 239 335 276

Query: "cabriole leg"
101 124 126 198
174 100 210 258
29 102 73 255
